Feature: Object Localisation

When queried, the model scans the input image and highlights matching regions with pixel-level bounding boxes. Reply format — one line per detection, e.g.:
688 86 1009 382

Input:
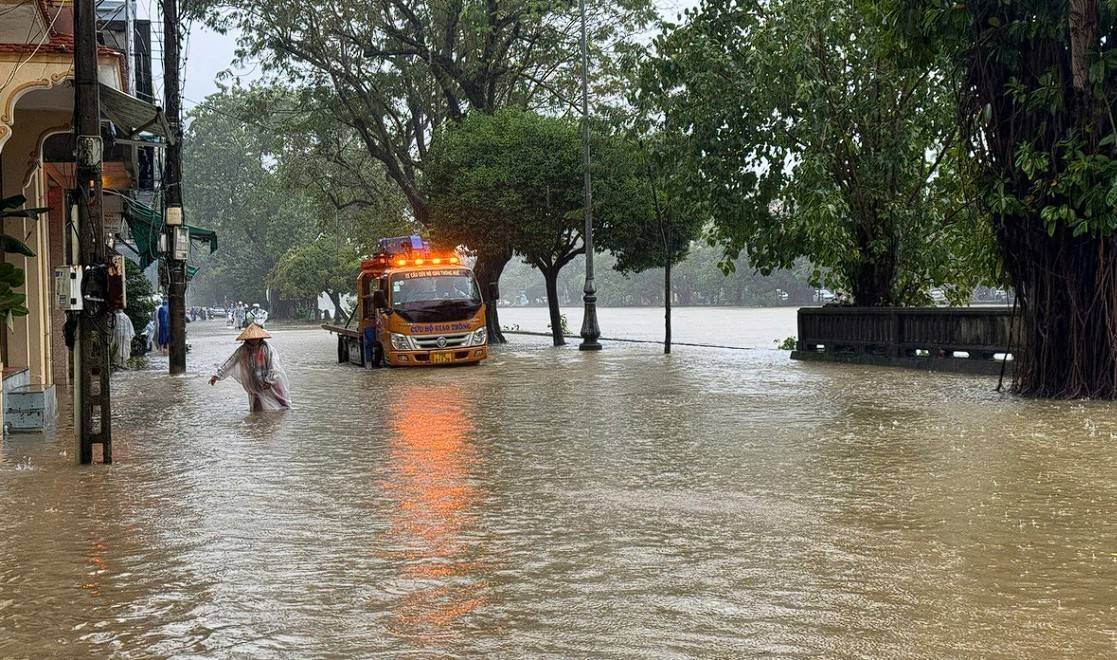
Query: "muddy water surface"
0 318 1115 657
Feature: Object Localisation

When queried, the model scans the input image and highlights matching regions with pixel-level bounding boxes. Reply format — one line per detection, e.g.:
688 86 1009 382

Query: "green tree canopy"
194 0 656 221
595 129 707 352
640 0 994 306
426 108 656 346
183 88 316 307
904 0 1117 397
595 132 703 275
426 109 590 346
184 87 409 313
270 239 361 318
187 0 657 333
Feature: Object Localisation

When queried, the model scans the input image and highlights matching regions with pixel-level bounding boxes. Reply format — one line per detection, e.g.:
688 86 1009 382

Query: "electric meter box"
54 266 83 311
173 226 190 260
165 206 183 226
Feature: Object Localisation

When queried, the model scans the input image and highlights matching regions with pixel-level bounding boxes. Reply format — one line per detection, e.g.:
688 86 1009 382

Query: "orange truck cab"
325 236 488 367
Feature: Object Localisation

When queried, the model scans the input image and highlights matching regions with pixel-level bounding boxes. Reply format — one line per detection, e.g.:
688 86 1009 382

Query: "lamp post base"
579 289 602 351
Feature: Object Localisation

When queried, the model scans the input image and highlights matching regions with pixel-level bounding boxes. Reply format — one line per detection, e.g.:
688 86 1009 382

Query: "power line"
0 0 36 21
0 2 65 95
180 94 280 133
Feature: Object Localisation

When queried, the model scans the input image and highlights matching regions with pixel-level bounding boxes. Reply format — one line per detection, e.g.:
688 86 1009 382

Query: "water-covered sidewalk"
1 320 1115 656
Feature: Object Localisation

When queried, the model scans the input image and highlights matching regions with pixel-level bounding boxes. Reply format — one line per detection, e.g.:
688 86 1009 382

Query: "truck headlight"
390 332 414 351
470 328 487 346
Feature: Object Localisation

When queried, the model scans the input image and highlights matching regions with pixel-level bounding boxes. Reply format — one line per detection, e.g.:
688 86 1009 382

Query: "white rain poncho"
247 307 269 327
142 319 155 351
111 310 135 368
214 341 291 411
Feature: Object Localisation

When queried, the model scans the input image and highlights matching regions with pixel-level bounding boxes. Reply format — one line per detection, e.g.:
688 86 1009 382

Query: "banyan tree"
919 0 1117 398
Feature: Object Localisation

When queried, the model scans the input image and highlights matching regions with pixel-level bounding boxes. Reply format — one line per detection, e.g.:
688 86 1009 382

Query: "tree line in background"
179 0 1117 399
183 88 410 316
499 248 819 309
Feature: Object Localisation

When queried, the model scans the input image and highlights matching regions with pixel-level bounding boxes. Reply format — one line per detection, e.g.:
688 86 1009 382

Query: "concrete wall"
0 106 69 387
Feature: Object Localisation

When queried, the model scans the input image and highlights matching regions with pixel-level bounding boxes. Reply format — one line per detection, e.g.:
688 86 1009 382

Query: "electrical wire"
151 0 169 102
72 184 115 338
179 16 191 103
96 0 125 32
0 0 36 22
0 0 65 95
180 94 280 133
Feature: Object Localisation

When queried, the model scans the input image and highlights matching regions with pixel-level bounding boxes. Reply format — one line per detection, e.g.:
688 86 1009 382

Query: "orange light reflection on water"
82 539 110 596
377 381 490 645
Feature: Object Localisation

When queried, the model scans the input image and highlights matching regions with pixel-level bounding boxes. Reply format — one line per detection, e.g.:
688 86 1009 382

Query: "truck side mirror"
372 289 388 310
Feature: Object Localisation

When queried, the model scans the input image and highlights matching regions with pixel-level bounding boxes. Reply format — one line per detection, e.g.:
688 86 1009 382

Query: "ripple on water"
0 320 1115 656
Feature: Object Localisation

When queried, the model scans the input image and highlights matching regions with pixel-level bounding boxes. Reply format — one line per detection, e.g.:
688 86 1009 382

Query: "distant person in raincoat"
246 303 268 328
209 323 291 411
156 300 170 352
110 309 135 369
141 318 155 353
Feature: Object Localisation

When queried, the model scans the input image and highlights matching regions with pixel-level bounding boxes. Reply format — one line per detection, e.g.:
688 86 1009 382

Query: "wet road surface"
1 319 1115 657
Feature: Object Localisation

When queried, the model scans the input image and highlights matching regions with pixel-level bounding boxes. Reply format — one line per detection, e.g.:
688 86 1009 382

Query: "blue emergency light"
378 235 431 255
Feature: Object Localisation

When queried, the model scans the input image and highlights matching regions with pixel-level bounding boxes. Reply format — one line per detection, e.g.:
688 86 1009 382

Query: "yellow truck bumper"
385 346 488 367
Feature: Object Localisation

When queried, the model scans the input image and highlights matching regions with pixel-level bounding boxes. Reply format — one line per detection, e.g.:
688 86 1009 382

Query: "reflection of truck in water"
323 236 488 367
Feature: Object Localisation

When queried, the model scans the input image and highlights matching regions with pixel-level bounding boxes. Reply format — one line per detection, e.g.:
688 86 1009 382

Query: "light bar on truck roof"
364 254 461 270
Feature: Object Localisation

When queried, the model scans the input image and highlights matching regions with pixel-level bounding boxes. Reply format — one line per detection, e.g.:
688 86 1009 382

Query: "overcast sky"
135 0 701 111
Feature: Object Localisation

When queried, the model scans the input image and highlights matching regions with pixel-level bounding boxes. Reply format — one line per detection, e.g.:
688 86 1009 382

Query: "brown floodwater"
1 317 1115 657
496 304 802 348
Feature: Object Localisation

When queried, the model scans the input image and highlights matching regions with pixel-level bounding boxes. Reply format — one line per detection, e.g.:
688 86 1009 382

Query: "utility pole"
73 0 113 463
577 0 602 351
162 0 187 374
124 0 135 93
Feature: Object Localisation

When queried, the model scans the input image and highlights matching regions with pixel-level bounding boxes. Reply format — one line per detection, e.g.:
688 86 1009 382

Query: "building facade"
0 0 161 430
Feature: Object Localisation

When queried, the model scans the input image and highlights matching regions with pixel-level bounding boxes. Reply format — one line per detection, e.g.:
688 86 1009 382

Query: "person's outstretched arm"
210 346 243 385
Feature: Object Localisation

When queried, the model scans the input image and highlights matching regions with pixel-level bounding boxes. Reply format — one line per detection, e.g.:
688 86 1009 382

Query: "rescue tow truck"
323 236 488 367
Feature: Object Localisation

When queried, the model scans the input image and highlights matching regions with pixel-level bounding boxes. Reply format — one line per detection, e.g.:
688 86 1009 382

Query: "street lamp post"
578 0 602 351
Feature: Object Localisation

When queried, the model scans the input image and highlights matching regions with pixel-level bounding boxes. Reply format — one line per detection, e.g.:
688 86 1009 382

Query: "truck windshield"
391 270 481 321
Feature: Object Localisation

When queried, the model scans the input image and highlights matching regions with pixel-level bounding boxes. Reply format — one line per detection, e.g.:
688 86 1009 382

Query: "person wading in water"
209 323 291 411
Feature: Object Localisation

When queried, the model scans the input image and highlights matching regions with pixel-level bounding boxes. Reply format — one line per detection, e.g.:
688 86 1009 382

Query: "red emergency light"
384 254 460 268
362 244 461 271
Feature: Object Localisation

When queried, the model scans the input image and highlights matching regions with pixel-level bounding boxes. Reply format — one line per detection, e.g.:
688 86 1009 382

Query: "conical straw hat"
236 322 271 341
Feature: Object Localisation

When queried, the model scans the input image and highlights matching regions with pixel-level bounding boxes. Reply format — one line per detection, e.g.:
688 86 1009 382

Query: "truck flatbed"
321 323 358 338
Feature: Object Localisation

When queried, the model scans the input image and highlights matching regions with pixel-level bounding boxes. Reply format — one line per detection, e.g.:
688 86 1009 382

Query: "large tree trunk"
474 247 512 344
1000 218 1117 398
850 255 895 307
1069 0 1099 93
954 0 1113 398
664 259 672 354
1009 0 1115 398
543 267 565 346
326 290 344 322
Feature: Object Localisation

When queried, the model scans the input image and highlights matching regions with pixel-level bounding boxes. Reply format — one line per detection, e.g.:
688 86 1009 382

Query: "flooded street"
496 305 801 348
1 317 1116 657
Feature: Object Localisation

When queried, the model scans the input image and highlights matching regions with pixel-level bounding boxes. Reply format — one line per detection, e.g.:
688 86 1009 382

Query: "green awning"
122 197 161 269
121 197 217 270
100 83 175 144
